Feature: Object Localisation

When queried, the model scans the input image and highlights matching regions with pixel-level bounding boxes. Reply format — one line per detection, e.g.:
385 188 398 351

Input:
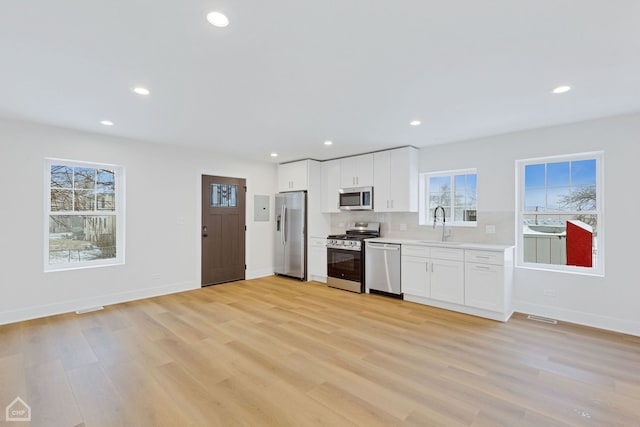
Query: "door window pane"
211 184 238 207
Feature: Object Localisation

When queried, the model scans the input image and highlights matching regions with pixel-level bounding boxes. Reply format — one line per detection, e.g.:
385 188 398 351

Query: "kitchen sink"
528 225 565 234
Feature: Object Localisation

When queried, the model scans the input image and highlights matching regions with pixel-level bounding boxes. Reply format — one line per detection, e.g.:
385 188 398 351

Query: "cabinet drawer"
465 250 503 265
430 247 464 261
402 245 430 257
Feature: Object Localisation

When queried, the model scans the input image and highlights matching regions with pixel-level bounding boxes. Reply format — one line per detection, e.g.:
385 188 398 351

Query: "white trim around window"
515 151 604 276
44 158 125 272
419 168 478 227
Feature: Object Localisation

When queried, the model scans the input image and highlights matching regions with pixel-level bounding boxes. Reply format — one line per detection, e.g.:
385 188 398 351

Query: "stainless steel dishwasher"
365 242 402 297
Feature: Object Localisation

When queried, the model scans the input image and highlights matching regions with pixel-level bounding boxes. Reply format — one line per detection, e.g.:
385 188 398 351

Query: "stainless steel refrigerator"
274 191 306 280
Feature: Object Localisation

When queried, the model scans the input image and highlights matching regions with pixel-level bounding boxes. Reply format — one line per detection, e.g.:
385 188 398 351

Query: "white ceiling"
1 1 639 163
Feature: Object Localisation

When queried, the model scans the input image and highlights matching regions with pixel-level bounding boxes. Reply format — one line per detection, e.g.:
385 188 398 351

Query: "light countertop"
364 237 514 252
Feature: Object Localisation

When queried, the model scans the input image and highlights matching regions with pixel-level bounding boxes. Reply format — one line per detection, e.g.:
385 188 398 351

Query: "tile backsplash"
330 211 514 245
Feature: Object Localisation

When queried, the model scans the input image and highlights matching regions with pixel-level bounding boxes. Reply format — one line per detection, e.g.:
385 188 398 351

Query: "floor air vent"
527 315 558 324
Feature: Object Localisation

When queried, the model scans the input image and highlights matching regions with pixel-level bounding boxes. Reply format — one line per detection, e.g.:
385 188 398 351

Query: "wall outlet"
177 216 185 225
399 223 407 231
151 273 161 280
485 225 496 234
543 289 557 297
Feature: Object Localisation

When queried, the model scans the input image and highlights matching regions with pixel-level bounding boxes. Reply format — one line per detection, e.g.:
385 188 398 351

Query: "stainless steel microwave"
338 187 373 210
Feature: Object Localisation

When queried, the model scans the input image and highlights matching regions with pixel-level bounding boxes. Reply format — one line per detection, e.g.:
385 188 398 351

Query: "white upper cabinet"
321 159 341 213
373 147 418 212
278 160 309 192
340 153 374 188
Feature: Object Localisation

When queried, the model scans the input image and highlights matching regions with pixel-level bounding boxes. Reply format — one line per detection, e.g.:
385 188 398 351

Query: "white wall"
418 113 640 336
0 118 277 325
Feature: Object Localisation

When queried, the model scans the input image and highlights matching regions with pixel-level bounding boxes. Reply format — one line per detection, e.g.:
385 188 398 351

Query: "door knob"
202 226 208 237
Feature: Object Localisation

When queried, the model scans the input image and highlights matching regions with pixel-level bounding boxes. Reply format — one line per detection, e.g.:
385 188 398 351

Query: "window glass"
547 162 570 187
420 169 477 226
46 160 123 271
518 153 602 275
211 184 238 207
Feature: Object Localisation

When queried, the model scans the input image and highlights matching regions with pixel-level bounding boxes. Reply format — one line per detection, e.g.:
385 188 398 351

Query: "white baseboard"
0 281 198 326
403 294 512 322
246 267 276 280
514 300 640 337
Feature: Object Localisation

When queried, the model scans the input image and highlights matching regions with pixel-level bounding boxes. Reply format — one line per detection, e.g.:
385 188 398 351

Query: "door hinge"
245 264 247 270
244 186 247 192
245 225 247 231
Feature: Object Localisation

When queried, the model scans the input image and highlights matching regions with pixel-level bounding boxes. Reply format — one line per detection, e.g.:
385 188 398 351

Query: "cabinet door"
401 255 429 297
308 237 328 280
321 160 340 213
430 259 464 304
340 154 373 187
355 153 374 187
278 161 308 192
373 151 391 211
465 263 504 311
388 147 418 212
340 156 358 188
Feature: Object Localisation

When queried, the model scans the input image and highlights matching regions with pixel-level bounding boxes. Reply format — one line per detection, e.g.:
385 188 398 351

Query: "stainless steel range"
326 222 380 293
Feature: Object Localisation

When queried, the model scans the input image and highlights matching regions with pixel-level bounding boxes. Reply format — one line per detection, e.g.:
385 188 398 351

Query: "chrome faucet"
433 205 446 241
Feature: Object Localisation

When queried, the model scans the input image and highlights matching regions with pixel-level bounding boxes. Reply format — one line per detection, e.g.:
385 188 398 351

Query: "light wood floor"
1 276 639 427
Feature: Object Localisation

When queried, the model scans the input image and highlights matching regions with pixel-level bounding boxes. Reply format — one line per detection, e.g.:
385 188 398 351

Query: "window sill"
45 260 124 273
516 263 604 277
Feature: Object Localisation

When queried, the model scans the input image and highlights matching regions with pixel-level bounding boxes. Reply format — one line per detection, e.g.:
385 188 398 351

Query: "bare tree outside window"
46 160 123 270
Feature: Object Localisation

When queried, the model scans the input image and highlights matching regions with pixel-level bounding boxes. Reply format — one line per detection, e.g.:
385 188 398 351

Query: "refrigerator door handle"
282 205 287 244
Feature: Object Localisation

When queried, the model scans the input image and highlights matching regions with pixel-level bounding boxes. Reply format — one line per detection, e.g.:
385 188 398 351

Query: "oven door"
327 247 362 283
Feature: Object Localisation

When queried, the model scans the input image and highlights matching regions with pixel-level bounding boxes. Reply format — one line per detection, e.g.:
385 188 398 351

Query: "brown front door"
201 175 246 286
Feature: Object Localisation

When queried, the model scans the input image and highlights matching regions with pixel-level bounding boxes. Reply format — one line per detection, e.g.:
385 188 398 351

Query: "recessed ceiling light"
270 153 278 158
324 140 333 146
552 85 571 94
410 120 422 126
100 120 114 126
132 87 150 96
207 11 229 27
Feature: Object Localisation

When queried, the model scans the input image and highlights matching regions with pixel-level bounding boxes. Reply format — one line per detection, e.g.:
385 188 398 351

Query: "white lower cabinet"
430 258 465 305
400 246 464 304
401 244 514 322
308 237 328 283
465 263 504 312
401 255 430 297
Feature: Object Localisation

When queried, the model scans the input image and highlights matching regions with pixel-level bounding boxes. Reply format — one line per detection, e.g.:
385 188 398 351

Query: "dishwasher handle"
366 243 400 250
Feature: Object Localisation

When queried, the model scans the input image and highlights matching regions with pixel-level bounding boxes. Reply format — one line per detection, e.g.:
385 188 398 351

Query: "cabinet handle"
425 262 428 272
475 255 491 259
386 200 389 208
391 200 394 208
474 265 492 270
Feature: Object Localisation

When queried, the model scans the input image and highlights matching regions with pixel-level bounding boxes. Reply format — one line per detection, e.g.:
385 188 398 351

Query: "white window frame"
419 168 478 227
44 158 125 272
515 151 604 276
